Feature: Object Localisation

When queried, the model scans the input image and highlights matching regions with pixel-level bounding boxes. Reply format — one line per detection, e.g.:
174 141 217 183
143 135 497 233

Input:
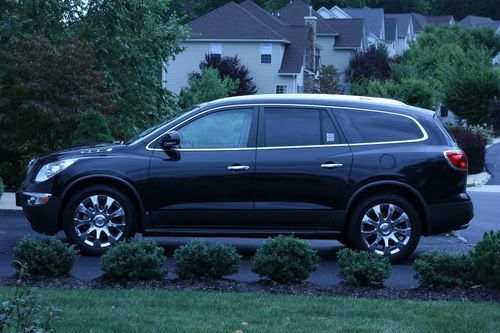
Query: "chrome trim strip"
146 103 429 152
22 192 52 197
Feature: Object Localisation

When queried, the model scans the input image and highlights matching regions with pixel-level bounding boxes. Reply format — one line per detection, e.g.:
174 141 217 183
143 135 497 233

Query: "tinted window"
178 108 253 148
339 109 424 144
263 108 339 147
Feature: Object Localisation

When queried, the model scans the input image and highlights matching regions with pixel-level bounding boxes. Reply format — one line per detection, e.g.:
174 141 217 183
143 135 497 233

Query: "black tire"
63 185 137 255
347 193 421 262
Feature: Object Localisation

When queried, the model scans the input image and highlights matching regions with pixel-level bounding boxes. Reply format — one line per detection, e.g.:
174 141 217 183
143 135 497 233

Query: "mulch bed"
1 276 499 303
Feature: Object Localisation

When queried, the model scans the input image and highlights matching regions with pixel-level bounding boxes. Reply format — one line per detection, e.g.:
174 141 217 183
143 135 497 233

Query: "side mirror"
159 131 180 150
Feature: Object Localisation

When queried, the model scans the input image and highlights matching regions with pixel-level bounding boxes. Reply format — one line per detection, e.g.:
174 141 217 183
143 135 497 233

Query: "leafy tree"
72 109 115 147
73 0 188 139
345 45 391 84
0 36 112 186
200 54 257 96
441 51 500 125
318 65 341 94
179 68 238 109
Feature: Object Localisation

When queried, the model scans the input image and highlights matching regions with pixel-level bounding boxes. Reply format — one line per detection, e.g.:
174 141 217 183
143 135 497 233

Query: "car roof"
199 94 435 118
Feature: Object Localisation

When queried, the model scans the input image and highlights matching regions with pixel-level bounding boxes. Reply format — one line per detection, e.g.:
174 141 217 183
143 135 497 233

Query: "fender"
346 180 430 226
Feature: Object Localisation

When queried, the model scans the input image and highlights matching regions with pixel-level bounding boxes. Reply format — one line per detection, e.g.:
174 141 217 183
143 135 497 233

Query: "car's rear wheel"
63 185 137 255
347 193 421 262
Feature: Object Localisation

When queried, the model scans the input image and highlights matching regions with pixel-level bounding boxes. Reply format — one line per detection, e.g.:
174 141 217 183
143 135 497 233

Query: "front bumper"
426 197 474 235
16 191 60 235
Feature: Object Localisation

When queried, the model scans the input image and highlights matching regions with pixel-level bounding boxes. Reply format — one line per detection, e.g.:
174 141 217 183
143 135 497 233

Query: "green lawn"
1 288 499 333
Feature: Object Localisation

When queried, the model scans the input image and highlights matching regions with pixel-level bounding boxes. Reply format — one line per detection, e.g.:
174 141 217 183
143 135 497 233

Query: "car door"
254 106 352 229
147 106 257 228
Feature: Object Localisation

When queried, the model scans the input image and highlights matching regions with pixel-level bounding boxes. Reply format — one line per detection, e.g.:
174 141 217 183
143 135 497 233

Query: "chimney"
303 9 317 93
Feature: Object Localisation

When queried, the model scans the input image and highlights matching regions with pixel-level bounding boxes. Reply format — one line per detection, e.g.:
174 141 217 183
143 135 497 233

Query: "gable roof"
342 7 384 39
410 13 428 33
239 0 308 74
425 15 454 25
277 0 337 35
460 15 494 28
385 13 412 38
325 18 365 48
384 18 397 42
188 2 289 42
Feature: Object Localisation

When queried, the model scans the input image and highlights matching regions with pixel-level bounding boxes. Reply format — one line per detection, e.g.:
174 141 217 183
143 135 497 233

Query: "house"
341 7 386 46
411 13 455 34
384 14 415 56
460 15 495 28
163 0 365 95
384 17 398 57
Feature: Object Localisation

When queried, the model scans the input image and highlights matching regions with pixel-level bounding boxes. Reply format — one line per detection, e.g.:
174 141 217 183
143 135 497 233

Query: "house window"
209 43 222 60
276 85 288 94
260 44 272 63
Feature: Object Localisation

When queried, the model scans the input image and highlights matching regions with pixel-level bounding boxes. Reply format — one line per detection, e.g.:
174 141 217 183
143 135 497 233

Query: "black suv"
17 94 473 260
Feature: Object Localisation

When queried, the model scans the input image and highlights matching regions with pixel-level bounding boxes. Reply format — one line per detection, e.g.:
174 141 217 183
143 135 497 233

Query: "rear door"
254 106 352 229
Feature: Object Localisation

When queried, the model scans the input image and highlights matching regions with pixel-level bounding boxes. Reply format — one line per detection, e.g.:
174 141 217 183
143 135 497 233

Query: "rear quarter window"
335 108 426 144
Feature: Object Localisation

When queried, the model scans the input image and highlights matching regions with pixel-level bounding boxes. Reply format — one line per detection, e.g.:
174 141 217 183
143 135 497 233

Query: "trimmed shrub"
471 231 500 286
413 251 473 287
448 126 487 174
72 108 114 147
318 65 341 94
345 45 391 84
252 235 320 283
174 240 241 279
337 248 391 286
0 176 4 199
12 236 79 277
468 124 495 145
100 239 166 280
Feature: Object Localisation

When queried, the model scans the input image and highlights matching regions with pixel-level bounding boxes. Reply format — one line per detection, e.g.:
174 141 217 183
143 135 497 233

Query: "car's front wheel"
63 185 137 255
348 193 421 262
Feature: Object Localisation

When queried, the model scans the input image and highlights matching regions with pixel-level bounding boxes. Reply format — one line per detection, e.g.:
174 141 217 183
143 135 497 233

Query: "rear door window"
262 107 340 147
335 108 425 144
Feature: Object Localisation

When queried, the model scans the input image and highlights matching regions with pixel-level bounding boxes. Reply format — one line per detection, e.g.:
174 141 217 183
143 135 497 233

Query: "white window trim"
276 85 288 94
260 43 272 64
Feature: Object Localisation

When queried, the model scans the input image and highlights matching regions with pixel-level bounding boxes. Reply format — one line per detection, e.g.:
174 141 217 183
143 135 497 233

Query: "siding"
316 36 355 72
164 41 297 95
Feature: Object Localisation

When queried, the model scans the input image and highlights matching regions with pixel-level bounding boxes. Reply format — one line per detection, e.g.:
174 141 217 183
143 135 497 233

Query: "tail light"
444 150 468 171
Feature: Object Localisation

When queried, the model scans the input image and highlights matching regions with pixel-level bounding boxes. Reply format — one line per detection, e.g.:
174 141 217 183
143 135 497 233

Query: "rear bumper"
16 192 60 235
426 198 473 235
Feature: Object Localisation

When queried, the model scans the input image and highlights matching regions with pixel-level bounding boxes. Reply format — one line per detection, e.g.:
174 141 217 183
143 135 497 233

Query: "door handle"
321 163 343 169
227 165 250 171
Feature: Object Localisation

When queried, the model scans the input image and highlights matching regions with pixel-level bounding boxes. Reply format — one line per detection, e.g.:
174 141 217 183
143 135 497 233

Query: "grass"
1 288 499 333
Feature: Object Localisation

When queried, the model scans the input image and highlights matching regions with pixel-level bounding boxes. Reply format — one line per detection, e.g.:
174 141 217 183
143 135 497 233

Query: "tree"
345 45 391 84
200 54 257 96
72 109 115 147
318 65 341 94
0 36 112 185
179 68 239 109
74 0 188 139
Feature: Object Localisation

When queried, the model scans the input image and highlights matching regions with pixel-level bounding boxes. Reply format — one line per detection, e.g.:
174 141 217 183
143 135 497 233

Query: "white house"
163 0 365 95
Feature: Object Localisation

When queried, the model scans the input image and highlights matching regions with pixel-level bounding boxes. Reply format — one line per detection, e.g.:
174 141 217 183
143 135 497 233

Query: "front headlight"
35 159 78 183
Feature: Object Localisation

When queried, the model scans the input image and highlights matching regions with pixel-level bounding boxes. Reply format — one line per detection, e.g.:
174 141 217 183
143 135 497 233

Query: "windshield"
126 107 200 145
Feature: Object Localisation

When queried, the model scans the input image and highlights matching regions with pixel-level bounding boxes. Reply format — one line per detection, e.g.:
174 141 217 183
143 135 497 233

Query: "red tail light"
444 150 468 171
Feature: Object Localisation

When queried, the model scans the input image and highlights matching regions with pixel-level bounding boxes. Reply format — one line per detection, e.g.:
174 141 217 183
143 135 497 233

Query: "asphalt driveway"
0 191 498 289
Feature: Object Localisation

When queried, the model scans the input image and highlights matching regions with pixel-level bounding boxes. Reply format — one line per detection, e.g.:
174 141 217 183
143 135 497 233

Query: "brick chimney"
303 8 317 94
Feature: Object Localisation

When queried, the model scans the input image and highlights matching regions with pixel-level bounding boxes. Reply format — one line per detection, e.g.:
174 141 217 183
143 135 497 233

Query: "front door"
254 106 352 229
147 107 257 228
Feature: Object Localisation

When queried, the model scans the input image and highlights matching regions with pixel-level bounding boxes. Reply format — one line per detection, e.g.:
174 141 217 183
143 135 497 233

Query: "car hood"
35 143 126 165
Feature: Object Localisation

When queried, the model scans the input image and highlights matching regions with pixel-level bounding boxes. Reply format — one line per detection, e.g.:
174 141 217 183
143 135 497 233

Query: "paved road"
487 142 500 184
0 191 498 289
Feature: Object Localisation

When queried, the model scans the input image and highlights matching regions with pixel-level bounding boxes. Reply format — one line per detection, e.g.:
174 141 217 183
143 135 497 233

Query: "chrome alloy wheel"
73 195 126 248
360 203 412 256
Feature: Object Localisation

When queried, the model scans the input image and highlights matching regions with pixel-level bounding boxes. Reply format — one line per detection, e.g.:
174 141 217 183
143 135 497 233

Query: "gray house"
163 0 365 95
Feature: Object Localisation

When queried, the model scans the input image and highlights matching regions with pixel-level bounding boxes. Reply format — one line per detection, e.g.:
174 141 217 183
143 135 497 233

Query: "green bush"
12 236 79 277
252 235 320 283
174 240 241 279
337 248 391 286
100 239 166 280
361 78 434 109
72 108 114 147
318 65 341 94
468 124 495 145
471 231 500 286
0 176 4 199
413 251 473 287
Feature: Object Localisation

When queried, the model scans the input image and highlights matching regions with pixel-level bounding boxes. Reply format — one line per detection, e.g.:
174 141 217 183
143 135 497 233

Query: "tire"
63 185 137 255
347 193 421 262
